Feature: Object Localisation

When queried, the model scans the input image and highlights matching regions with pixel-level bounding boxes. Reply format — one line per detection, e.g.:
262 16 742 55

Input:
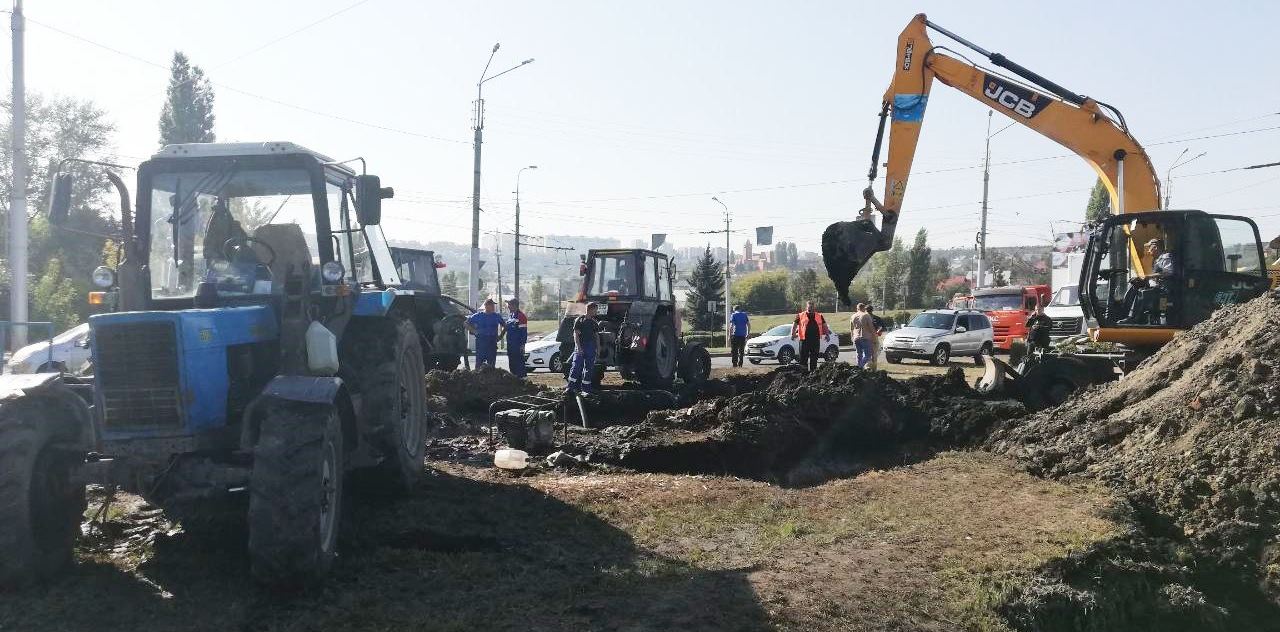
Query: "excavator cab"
1081 210 1269 344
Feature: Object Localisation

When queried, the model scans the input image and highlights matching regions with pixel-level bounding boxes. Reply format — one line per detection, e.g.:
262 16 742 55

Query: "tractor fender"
240 376 357 451
0 373 95 451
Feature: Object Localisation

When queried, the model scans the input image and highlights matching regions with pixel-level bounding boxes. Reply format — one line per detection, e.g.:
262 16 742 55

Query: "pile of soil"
986 294 1280 614
424 366 544 414
584 362 1022 486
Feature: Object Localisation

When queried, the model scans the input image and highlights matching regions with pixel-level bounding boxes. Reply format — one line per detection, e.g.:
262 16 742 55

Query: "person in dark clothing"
790 300 830 372
1026 301 1054 353
866 304 886 370
566 302 601 394
729 305 750 368
499 298 529 378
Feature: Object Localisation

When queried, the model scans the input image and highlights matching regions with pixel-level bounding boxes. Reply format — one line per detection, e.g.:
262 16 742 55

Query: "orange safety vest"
795 310 828 340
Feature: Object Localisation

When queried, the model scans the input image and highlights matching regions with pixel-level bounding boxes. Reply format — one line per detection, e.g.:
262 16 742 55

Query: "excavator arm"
823 13 1162 304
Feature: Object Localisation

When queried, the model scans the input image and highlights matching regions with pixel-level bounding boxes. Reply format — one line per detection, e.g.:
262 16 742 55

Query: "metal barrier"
0 321 56 374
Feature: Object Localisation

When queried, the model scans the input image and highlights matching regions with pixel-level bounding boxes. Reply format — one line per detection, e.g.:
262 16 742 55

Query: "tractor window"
658 260 672 301
588 254 637 295
643 255 660 298
148 167 315 299
327 181 356 282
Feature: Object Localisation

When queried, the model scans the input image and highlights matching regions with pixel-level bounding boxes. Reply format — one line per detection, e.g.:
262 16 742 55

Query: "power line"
24 15 469 145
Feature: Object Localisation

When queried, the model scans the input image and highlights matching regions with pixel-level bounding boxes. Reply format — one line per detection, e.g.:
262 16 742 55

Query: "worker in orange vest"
790 300 831 372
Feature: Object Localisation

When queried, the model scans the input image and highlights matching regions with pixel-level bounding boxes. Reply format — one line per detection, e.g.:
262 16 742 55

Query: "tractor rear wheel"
0 400 86 587
636 320 677 389
342 318 429 494
248 401 344 588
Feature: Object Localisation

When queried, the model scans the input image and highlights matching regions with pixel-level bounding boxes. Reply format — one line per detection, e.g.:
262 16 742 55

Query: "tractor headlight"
321 261 345 283
91 266 116 288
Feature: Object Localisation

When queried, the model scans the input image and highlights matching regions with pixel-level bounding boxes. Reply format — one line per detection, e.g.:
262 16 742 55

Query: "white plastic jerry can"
494 449 529 470
306 321 340 375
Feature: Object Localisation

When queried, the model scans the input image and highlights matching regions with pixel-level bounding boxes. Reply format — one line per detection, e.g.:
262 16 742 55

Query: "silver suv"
883 309 994 366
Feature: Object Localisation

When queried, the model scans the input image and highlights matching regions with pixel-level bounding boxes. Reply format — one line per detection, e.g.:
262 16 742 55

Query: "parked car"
523 329 564 372
4 322 92 374
745 323 839 365
882 309 993 366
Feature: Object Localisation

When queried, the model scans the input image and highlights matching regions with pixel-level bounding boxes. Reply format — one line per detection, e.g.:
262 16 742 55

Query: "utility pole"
513 165 537 302
469 44 534 310
712 197 731 340
977 111 991 290
8 0 26 349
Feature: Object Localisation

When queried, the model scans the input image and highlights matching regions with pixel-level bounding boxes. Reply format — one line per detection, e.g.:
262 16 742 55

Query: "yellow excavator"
823 14 1273 408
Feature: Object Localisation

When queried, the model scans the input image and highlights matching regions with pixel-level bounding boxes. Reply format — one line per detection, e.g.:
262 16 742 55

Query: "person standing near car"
466 298 505 369
499 298 529 378
729 305 750 368
866 304 886 370
566 302 601 395
851 303 877 368
791 300 829 372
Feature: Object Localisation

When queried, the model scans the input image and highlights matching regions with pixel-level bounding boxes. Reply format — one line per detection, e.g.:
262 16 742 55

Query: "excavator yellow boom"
822 13 1162 304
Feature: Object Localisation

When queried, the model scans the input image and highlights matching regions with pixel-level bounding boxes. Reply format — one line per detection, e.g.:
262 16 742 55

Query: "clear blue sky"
17 0 1280 254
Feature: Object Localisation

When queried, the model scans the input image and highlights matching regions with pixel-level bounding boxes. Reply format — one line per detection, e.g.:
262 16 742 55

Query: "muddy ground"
7 319 1280 631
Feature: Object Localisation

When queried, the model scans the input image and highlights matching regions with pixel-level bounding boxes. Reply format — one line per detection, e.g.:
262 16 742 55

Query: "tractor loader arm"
823 13 1161 304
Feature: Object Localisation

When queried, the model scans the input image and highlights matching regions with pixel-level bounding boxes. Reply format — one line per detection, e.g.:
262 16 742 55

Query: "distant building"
743 240 753 262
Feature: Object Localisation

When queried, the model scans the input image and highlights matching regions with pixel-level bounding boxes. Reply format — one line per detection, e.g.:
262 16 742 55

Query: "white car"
523 329 564 373
1044 283 1108 342
745 323 840 365
4 322 92 374
882 309 993 366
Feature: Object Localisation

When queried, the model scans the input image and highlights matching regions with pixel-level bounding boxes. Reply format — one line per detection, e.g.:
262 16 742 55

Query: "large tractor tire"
248 401 344 587
636 320 678 389
0 399 86 587
678 343 712 385
342 318 429 494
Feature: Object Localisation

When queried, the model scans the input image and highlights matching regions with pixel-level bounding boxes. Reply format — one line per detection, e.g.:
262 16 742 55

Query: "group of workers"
464 297 530 377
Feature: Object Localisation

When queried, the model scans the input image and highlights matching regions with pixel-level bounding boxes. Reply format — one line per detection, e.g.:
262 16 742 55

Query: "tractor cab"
1080 210 1269 345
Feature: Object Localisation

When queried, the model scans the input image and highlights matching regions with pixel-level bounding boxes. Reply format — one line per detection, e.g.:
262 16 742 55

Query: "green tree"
988 252 1009 287
772 241 787 268
30 258 81 332
685 246 725 331
1085 178 1110 223
0 93 117 330
787 267 820 307
440 270 459 297
869 237 908 309
530 275 545 307
733 269 790 312
904 228 932 308
158 51 215 145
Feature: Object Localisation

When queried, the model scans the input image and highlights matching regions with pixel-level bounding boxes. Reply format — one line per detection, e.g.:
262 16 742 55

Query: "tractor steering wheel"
222 236 277 267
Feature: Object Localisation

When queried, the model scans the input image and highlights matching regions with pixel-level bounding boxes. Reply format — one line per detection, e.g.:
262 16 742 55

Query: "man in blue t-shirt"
466 298 505 368
729 305 751 368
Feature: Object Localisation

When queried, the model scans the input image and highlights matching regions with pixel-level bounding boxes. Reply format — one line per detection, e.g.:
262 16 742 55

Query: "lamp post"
712 196 730 341
513 165 537 301
469 43 534 309
1164 148 1206 209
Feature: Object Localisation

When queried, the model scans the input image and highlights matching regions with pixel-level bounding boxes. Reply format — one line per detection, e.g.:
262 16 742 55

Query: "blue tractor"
0 142 431 587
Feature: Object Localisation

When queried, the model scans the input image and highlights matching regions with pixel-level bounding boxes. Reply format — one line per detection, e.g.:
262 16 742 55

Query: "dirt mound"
987 294 1280 607
588 362 1022 486
425 366 544 414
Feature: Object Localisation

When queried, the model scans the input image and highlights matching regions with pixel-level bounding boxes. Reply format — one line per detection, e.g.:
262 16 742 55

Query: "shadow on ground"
0 470 772 632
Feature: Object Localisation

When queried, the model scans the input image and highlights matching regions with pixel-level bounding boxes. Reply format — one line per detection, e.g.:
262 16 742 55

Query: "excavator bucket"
822 219 887 306
975 353 1022 396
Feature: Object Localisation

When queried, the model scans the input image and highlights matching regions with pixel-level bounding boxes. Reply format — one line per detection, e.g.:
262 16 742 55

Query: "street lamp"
712 196 731 341
513 165 538 301
469 43 535 309
1164 148 1206 209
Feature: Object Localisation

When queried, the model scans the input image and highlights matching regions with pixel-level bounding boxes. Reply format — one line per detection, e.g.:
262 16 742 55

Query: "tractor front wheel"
248 401 344 588
0 400 86 588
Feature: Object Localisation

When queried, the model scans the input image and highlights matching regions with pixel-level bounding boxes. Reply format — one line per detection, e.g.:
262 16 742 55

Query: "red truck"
968 285 1051 351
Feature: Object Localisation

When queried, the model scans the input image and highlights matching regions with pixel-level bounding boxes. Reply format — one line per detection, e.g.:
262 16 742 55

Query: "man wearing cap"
1121 237 1178 325
499 298 530 378
466 298 505 368
566 302 601 395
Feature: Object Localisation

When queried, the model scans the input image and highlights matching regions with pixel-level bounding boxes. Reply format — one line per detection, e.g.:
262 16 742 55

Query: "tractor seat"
252 223 311 299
